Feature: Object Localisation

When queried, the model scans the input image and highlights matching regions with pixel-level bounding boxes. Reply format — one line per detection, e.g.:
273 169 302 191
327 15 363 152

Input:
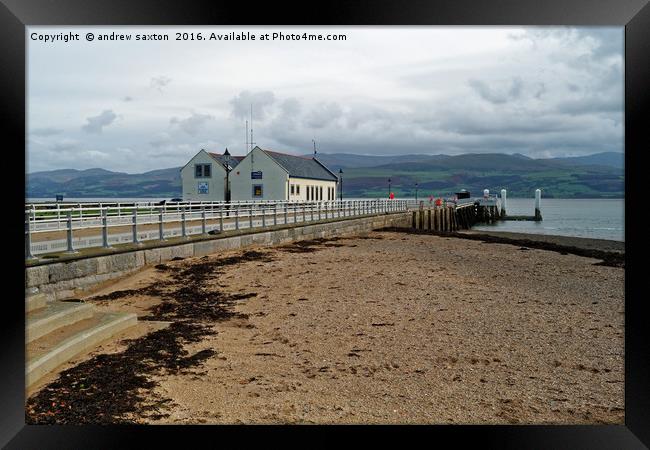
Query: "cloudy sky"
27 26 623 174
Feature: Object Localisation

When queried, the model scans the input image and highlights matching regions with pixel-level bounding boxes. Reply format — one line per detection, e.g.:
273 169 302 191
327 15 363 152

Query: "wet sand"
27 230 624 424
459 230 625 253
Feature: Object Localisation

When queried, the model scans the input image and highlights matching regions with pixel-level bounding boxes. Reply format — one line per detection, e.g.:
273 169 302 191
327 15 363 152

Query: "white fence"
25 200 409 258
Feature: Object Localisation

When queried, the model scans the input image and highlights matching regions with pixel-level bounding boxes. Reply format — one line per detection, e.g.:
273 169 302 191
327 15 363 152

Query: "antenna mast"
249 104 256 152
312 139 317 156
245 120 248 154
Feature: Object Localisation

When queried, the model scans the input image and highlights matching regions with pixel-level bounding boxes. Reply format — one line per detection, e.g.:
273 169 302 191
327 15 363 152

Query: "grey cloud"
230 90 275 120
556 96 623 116
577 28 623 59
50 139 79 154
269 98 302 135
280 98 301 117
468 77 523 104
30 127 63 137
82 110 117 134
27 26 624 173
170 112 214 136
150 76 172 93
304 102 343 129
149 132 172 148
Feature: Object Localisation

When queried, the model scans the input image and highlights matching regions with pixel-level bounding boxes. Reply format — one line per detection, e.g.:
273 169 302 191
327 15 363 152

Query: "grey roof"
208 152 244 170
261 148 338 181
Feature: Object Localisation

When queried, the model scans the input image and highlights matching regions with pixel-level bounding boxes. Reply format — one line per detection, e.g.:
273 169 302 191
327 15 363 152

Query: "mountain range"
26 152 624 199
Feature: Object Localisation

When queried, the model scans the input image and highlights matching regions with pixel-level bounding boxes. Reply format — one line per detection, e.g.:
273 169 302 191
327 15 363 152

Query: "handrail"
25 199 409 258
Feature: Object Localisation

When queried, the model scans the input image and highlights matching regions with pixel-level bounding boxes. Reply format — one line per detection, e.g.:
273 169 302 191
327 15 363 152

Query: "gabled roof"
258 147 338 182
208 152 244 170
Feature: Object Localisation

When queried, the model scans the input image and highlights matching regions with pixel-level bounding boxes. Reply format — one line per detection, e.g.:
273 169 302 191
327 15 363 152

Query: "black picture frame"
2 0 647 447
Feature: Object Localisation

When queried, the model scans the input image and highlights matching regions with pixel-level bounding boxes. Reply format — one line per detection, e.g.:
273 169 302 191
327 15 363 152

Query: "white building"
180 149 245 202
181 146 339 202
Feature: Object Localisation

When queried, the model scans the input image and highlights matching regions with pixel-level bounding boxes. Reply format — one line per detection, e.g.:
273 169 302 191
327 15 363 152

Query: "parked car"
156 198 183 205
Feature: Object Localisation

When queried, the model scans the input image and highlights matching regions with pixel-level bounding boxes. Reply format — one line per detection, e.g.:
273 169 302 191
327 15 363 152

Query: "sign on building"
251 171 263 179
197 181 209 194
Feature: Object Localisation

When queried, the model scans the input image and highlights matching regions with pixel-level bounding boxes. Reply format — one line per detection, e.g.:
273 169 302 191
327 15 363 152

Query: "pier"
409 189 543 232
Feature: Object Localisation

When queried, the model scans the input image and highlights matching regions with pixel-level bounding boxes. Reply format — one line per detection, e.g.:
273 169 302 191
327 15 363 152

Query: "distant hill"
27 167 181 199
26 152 624 199
542 152 624 169
304 153 449 171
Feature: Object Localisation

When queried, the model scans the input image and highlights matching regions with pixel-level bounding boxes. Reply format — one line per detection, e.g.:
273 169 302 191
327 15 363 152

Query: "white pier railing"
25 199 408 258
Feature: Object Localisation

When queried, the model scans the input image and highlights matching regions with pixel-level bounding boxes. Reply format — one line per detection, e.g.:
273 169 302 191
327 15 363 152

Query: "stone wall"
26 212 411 300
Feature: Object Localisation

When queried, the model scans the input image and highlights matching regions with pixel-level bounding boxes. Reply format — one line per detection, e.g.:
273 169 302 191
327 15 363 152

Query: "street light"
415 182 419 202
388 178 391 198
339 168 343 201
223 148 231 203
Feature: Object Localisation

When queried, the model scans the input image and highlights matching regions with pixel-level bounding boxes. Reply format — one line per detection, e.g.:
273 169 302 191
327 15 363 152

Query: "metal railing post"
132 209 140 244
311 202 314 222
274 204 278 226
318 202 322 220
235 206 240 230
284 204 288 225
56 203 61 230
25 212 35 259
66 210 75 253
181 207 187 238
159 208 165 240
302 203 306 222
220 206 224 231
201 207 207 234
249 206 253 229
262 205 266 227
102 209 111 248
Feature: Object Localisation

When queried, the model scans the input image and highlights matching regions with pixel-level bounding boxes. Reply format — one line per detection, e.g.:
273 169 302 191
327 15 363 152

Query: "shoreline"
459 230 624 253
377 228 625 268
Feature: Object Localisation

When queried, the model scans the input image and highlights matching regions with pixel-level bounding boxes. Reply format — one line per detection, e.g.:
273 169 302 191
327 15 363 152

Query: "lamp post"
339 168 343 201
224 148 231 203
388 178 391 198
415 182 419 202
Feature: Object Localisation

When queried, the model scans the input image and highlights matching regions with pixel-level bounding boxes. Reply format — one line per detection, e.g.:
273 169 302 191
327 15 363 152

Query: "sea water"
472 198 624 242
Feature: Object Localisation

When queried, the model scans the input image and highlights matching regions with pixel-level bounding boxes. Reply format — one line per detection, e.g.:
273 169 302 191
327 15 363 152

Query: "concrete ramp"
25 295 137 390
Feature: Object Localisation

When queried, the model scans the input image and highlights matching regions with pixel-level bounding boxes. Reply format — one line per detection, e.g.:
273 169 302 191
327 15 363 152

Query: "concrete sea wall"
26 212 411 300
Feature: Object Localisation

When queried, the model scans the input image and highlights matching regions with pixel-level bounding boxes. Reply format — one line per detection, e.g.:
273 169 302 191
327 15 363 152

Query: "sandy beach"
26 230 624 424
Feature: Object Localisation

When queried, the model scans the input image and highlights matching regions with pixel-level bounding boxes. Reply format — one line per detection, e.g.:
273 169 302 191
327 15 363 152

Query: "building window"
319 186 323 201
296 185 300 195
195 163 211 178
253 184 263 198
291 184 295 195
